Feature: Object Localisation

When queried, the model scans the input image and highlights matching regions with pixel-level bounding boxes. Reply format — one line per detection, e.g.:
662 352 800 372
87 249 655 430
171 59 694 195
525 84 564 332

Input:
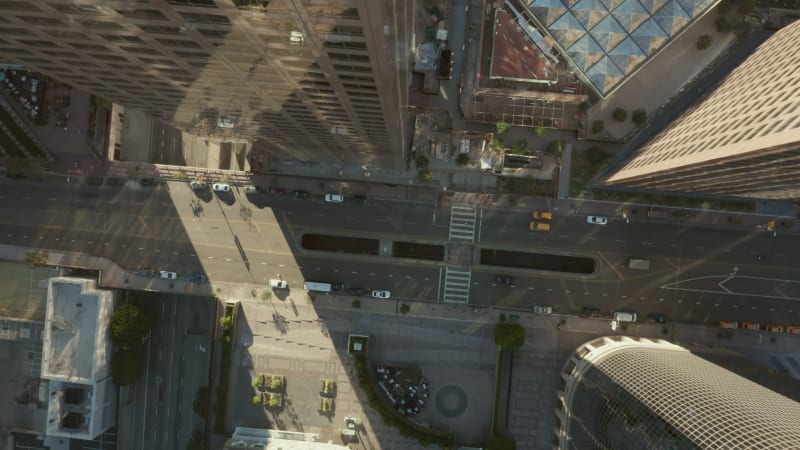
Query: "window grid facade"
0 0 412 169
606 20 800 199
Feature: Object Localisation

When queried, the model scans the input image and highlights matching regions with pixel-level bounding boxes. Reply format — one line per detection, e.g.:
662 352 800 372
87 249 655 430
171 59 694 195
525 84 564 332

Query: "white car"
533 305 552 314
212 183 231 192
324 193 344 203
371 290 391 299
159 271 177 280
269 279 288 289
587 215 608 225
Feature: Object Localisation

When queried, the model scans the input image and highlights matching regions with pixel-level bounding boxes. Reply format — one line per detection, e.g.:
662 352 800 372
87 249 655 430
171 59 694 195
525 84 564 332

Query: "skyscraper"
605 20 800 199
0 0 412 169
556 336 800 449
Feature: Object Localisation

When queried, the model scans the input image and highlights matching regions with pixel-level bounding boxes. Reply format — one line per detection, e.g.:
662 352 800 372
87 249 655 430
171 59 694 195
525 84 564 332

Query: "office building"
0 0 412 168
556 336 800 449
605 20 800 199
41 277 117 441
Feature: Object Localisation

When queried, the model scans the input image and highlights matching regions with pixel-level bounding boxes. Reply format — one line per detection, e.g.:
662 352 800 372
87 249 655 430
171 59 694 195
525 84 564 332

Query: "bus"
304 281 333 293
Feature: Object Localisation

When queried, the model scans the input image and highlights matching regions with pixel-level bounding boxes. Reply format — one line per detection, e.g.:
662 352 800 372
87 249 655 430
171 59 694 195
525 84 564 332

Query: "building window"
81 20 126 30
17 16 66 26
16 39 56 48
139 25 183 35
167 0 218 7
117 9 169 20
328 53 370 62
0 1 42 11
180 12 231 25
156 38 203 49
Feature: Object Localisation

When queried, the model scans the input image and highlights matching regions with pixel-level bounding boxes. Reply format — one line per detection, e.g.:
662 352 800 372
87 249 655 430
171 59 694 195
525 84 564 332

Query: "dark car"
84 176 104 186
293 190 310 199
140 178 158 187
494 275 513 285
353 195 368 204
647 313 668 323
187 273 208 283
581 306 602 317
268 187 286 196
346 288 368 296
106 177 126 186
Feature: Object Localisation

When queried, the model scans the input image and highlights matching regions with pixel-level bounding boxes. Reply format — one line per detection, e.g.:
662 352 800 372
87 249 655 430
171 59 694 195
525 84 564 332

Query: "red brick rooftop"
490 9 558 83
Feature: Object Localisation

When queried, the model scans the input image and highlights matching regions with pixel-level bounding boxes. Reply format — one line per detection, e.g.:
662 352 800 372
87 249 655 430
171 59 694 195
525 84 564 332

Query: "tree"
25 250 48 266
696 34 713 50
612 108 627 122
631 108 647 126
417 169 433 182
111 349 144 385
455 153 471 166
591 120 604 134
547 140 563 156
534 126 546 137
252 395 263 405
714 15 731 33
220 315 233 331
490 138 504 151
192 386 209 417
110 303 149 349
415 155 430 170
496 120 510 135
511 140 527 155
494 323 525 348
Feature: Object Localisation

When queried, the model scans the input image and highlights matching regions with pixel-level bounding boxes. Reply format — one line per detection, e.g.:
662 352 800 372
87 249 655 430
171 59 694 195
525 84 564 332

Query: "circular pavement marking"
435 384 468 418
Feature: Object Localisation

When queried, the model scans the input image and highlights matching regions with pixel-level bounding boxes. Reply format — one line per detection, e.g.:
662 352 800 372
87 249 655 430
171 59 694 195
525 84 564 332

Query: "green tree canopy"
534 126 546 137
612 108 627 122
220 315 233 331
495 323 525 348
496 120 511 135
631 108 647 126
591 120 604 134
111 349 144 386
696 34 713 50
110 303 149 348
455 153 471 166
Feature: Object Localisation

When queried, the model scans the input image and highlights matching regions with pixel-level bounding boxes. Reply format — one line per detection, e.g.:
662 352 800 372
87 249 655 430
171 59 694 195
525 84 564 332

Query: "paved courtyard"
229 300 497 448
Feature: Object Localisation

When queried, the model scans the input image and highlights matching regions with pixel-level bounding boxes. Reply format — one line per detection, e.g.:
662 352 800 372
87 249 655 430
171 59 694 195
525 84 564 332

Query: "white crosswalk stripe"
449 204 477 242
443 267 472 304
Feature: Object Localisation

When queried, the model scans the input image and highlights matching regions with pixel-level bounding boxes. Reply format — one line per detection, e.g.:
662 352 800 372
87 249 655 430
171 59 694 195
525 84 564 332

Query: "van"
269 279 288 289
613 311 637 322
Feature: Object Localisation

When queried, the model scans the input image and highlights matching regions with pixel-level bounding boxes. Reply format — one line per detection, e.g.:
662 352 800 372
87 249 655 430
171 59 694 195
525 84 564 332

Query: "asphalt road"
2 177 800 325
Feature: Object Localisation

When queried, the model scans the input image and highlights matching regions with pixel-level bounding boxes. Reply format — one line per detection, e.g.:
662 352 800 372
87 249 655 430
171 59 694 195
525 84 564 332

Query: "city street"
0 177 798 326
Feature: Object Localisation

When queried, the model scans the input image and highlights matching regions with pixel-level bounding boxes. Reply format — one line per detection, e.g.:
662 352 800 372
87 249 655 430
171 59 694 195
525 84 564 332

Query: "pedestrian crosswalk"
449 204 477 242
443 267 471 304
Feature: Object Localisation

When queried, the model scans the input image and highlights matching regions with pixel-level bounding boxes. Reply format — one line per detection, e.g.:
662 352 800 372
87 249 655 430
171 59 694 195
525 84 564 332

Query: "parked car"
346 288 368 296
269 279 288 289
647 313 668 323
613 311 637 322
765 324 785 333
371 290 391 299
244 185 260 194
719 321 738 329
786 325 800 334
587 215 608 225
533 305 552 314
268 187 286 196
494 275 513 285
212 183 230 192
581 306 602 317
140 178 159 187
190 180 208 190
529 221 551 232
159 271 177 280
293 190 310 199
741 321 761 330
187 273 208 283
532 211 553 220
325 193 344 203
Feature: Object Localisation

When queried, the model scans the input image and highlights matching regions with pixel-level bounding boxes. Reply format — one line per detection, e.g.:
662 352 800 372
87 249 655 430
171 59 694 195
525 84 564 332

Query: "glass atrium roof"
526 0 717 95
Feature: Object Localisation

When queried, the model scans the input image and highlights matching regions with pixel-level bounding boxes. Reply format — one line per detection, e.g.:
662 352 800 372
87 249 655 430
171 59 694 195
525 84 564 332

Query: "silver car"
533 305 552 314
212 183 231 192
371 290 391 299
587 215 608 225
324 193 344 203
159 271 177 280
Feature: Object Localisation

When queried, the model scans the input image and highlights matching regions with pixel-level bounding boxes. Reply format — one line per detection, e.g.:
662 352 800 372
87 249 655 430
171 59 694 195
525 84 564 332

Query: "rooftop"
525 0 719 96
491 9 560 83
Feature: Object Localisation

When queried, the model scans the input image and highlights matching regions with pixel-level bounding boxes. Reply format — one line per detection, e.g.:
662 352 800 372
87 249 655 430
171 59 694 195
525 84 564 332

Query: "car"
765 324 784 333
190 180 208 190
212 183 230 192
494 275 513 285
268 187 286 196
140 178 159 187
587 215 608 225
244 185 260 194
532 211 553 220
84 176 104 186
187 273 208 283
371 290 391 299
293 190 310 199
533 305 552 314
741 321 761 330
269 279 288 289
159 271 177 280
353 195 368 204
581 306 602 317
325 193 344 203
719 321 738 329
346 288 369 296
613 311 637 322
646 313 668 324
529 221 551 232
106 177 126 186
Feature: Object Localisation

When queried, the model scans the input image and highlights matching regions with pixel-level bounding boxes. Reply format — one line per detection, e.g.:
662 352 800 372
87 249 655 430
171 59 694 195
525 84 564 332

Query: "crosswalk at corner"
449 204 477 242
443 267 471 304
